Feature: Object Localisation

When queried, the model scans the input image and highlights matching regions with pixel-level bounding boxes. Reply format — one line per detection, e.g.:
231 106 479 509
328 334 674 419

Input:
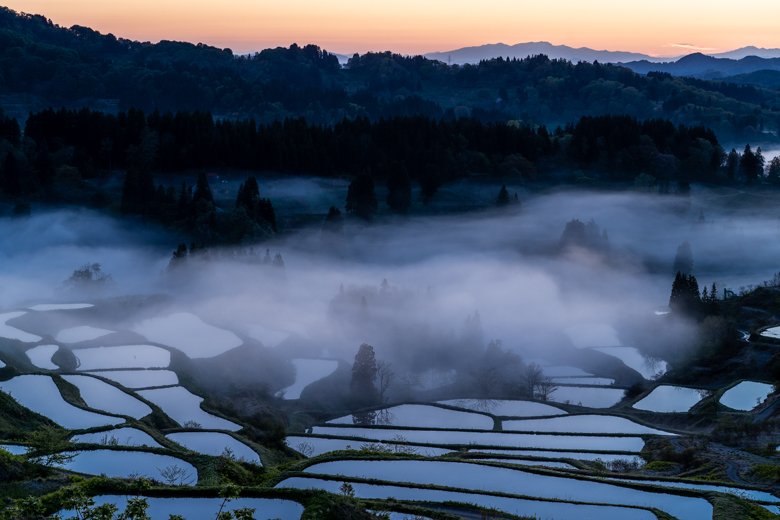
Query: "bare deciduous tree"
472 367 502 397
376 360 397 403
535 377 559 401
522 362 544 397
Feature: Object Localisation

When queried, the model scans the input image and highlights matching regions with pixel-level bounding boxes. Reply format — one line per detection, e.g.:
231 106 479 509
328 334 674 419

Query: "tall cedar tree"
236 176 277 232
673 241 694 274
346 174 378 220
192 172 214 204
496 185 510 206
350 343 379 405
669 272 703 317
740 144 760 182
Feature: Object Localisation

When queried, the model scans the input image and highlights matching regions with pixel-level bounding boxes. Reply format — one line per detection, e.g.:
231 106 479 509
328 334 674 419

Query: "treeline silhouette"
19 108 724 193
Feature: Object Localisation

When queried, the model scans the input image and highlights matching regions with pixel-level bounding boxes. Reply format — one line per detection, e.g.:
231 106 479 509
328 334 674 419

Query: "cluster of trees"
560 218 610 252
119 171 277 243
168 243 285 271
1 7 779 139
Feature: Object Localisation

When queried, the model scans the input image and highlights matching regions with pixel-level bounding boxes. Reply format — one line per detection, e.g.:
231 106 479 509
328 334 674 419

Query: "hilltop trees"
560 218 610 252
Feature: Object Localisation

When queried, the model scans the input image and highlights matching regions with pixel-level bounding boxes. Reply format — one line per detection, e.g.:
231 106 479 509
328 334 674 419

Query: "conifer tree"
386 162 412 212
673 241 693 274
2 152 21 196
350 343 379 405
496 185 510 206
346 173 378 220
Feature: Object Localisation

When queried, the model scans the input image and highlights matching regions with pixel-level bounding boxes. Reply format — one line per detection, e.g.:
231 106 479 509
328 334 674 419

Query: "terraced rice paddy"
73 428 162 448
25 344 59 369
542 366 593 377
311 426 646 452
285 436 453 457
632 385 706 413
0 375 124 429
74 345 170 370
477 458 577 469
87 369 179 389
64 450 197 481
91 497 304 520
554 377 616 385
437 399 566 417
605 477 780 503
0 311 42 342
468 449 644 462
761 326 780 339
328 404 494 429
502 415 674 435
29 303 94 311
593 347 667 379
720 381 774 411
137 386 241 431
166 432 261 464
61 375 152 419
282 359 339 399
564 323 622 348
549 386 625 408
132 313 242 358
302 460 712 520
55 325 114 343
278 477 658 520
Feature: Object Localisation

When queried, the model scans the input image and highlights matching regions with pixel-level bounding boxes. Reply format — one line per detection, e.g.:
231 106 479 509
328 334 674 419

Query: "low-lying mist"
4 185 780 390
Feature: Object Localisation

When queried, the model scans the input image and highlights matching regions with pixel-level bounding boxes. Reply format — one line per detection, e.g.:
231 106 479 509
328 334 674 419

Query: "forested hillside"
0 7 779 142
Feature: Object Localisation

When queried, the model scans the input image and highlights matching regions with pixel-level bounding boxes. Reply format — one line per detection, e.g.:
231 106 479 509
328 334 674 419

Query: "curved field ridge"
282 359 339 400
720 381 774 411
285 436 453 457
246 324 289 347
62 375 152 419
73 428 162 448
478 458 577 469
133 313 242 359
437 399 566 417
30 303 93 311
328 404 494 429
502 415 674 435
74 345 170 370
87 370 179 389
554 377 616 386
92 497 303 520
633 386 705 413
166 432 262 464
64 450 197 482
0 375 123 429
278 477 657 520
303 460 712 520
312 426 645 452
137 386 241 431
55 326 114 343
0 311 42 342
26 344 59 369
565 323 621 348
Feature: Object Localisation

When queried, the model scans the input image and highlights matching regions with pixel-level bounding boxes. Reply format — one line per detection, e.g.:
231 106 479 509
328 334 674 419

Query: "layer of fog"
3 184 780 383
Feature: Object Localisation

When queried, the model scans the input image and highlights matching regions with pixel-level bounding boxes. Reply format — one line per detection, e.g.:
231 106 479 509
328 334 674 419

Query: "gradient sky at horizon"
5 0 780 57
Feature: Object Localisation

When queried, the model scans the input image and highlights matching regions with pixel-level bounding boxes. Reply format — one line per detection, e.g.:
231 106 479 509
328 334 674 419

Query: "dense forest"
0 7 779 141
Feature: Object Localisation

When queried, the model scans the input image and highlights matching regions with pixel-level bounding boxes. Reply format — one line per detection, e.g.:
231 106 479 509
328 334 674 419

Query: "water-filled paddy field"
328 404 494 429
90 497 304 520
720 381 774 411
63 450 197 481
633 385 706 413
436 399 566 416
137 386 241 430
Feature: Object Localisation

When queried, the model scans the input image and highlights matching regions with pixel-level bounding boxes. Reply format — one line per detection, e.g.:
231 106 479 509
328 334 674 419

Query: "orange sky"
5 0 779 56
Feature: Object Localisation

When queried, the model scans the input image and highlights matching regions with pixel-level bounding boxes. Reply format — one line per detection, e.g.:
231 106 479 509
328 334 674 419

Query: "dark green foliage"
236 176 277 232
673 241 694 274
350 344 378 405
740 144 762 182
345 174 377 220
624 382 645 400
669 272 702 317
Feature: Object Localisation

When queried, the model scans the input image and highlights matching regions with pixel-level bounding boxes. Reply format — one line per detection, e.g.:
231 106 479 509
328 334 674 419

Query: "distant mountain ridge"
618 53 780 79
424 42 780 66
